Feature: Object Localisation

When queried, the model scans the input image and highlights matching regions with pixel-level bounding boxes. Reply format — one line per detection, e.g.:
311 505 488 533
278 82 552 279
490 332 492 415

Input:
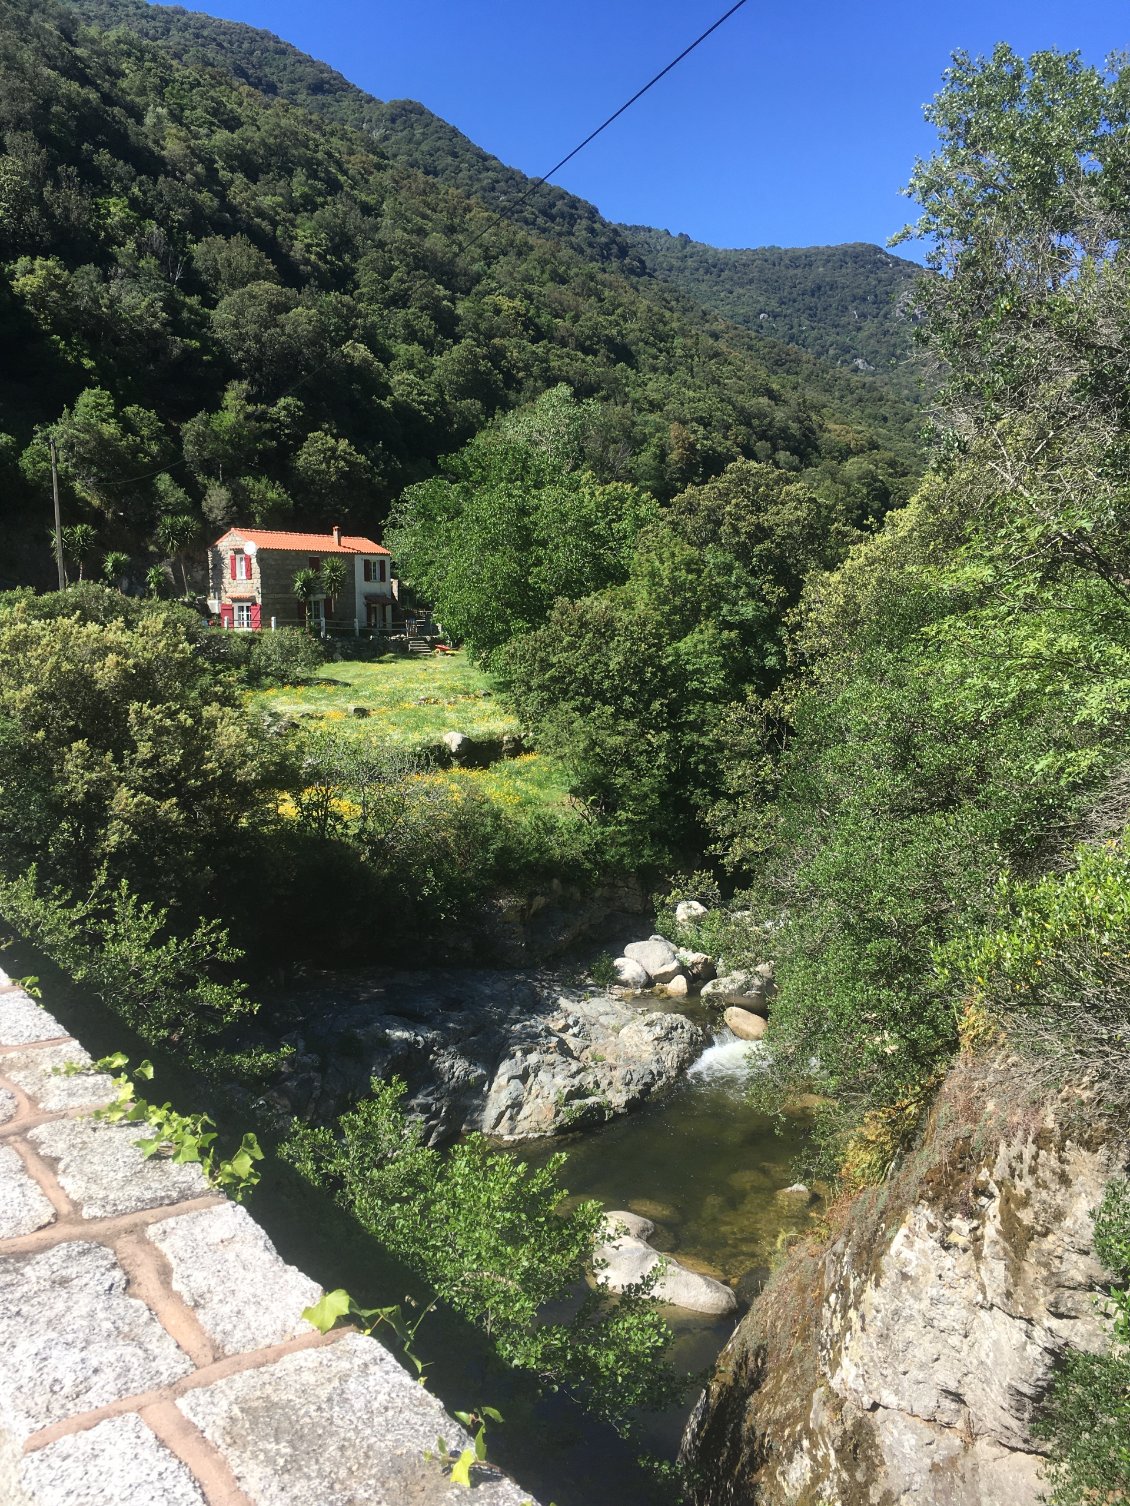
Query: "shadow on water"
0 933 682 1506
514 1030 818 1457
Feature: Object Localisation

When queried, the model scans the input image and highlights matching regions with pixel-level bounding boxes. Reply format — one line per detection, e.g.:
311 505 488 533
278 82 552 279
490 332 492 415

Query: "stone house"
207 526 396 632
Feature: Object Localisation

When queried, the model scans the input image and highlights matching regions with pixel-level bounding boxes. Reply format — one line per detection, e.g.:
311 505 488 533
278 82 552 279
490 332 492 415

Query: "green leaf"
449 1447 475 1487
301 1288 354 1333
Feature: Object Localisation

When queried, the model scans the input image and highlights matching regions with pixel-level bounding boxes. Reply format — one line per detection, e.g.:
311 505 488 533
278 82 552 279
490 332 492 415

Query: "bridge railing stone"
0 966 537 1506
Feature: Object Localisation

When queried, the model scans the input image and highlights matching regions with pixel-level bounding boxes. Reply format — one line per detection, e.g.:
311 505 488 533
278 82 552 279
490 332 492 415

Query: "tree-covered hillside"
63 0 929 398
1 0 921 588
621 230 924 383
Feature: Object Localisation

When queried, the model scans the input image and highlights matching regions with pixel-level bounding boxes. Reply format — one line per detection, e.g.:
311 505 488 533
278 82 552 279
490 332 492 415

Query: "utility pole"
48 435 65 590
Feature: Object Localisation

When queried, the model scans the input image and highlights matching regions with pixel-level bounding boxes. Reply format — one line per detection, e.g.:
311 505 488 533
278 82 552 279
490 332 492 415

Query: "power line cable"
458 0 751 256
72 1 751 491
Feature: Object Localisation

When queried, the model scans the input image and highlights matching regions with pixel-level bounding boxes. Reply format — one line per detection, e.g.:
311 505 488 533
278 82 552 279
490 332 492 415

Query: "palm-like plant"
319 556 347 613
292 566 320 630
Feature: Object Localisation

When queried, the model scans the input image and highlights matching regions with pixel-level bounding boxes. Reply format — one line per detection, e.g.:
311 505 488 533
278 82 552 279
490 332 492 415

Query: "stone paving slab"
0 1144 56 1239
147 1202 321 1358
17 1414 207 1506
0 1043 114 1113
0 1241 192 1439
178 1333 534 1506
28 1117 210 1218
0 994 68 1047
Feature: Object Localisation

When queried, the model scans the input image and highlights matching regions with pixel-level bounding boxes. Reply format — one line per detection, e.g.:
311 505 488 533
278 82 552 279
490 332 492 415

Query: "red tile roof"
215 528 389 556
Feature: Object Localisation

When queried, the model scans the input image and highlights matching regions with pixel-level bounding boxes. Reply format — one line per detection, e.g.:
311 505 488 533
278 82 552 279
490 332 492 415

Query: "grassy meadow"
254 652 574 812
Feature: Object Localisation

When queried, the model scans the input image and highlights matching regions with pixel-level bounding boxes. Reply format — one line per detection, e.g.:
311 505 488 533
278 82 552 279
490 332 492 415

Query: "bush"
249 628 325 685
284 1078 683 1432
0 869 256 1060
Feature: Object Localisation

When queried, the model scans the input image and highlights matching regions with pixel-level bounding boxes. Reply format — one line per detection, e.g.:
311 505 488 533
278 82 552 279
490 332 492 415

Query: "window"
234 602 253 629
229 551 252 581
308 556 321 571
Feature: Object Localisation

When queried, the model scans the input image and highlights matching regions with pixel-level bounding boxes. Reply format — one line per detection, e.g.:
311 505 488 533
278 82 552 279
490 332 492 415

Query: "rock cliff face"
681 1061 1129 1506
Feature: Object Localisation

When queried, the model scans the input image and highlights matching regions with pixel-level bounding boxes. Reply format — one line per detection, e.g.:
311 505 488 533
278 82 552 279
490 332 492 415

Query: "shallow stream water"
513 1026 818 1456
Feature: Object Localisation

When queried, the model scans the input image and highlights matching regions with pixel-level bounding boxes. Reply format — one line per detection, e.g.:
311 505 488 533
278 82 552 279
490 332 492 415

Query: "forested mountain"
63 0 928 391
618 231 924 387
0 0 922 588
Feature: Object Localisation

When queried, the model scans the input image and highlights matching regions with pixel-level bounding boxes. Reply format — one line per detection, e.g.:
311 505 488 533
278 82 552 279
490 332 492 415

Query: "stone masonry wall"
0 968 538 1506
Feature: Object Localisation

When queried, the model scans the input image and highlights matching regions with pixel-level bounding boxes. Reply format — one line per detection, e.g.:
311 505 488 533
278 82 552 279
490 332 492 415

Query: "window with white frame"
232 552 252 580
234 602 253 629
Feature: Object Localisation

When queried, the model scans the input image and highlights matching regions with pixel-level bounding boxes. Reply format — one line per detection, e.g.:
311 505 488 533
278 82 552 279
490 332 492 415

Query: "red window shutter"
220 603 234 629
250 604 262 630
379 560 386 582
229 553 237 580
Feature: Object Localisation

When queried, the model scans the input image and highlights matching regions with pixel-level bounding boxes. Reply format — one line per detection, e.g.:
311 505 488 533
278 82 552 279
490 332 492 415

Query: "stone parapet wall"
0 968 536 1506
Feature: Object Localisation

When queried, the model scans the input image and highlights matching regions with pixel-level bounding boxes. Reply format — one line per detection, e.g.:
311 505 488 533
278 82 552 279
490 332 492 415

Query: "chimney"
332 525 342 547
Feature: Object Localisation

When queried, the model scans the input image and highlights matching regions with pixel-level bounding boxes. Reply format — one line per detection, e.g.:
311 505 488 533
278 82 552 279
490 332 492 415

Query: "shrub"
284 1078 683 1432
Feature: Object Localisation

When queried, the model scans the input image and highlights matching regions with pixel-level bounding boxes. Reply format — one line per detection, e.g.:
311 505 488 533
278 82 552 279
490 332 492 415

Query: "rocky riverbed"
256 967 706 1143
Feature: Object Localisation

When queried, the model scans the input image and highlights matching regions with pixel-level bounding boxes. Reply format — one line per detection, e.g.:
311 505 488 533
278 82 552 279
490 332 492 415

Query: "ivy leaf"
302 1288 354 1333
449 1447 475 1487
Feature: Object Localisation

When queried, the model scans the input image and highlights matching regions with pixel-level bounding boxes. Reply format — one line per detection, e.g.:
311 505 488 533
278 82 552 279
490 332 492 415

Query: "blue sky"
175 0 1127 260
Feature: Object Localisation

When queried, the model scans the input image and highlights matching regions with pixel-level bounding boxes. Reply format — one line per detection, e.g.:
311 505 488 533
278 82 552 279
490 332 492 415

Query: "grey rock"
623 937 679 981
28 1118 209 1219
0 994 68 1046
177 1332 536 1505
664 973 689 998
0 1044 114 1113
682 1067 1128 1505
269 968 704 1146
0 1242 191 1439
702 971 771 1014
16 1414 206 1506
675 899 709 926
613 957 650 990
0 1145 56 1238
676 949 716 986
441 730 469 761
594 1214 737 1316
146 1202 321 1357
0 1086 16 1125
601 1209 655 1240
724 1006 768 1041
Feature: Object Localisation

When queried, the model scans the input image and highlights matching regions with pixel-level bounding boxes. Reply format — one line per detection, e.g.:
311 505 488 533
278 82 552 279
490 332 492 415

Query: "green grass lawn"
254 653 575 811
252 652 521 745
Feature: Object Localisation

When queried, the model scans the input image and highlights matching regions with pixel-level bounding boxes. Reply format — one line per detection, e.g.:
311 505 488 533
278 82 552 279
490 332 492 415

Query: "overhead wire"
67 0 751 490
457 0 751 256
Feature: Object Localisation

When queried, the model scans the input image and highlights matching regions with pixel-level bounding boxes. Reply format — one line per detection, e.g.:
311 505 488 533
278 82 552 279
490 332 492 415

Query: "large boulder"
676 949 716 986
594 1212 737 1315
724 1006 768 1042
675 899 710 926
701 967 774 1015
262 969 703 1147
613 957 650 990
623 936 680 984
